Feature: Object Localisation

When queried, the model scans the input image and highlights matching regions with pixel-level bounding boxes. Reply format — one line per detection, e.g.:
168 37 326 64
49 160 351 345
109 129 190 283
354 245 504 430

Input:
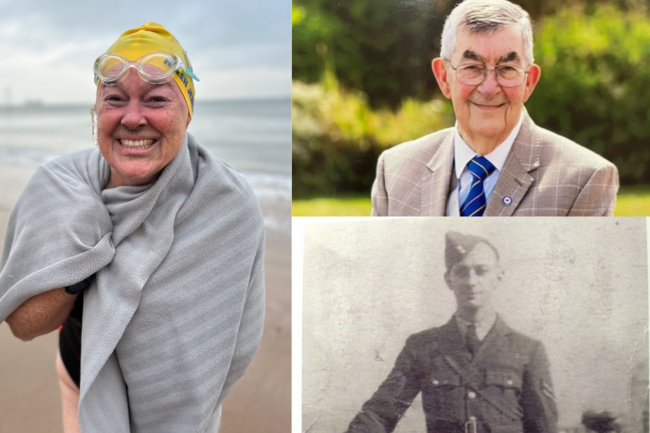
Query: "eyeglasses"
443 59 528 87
93 51 200 86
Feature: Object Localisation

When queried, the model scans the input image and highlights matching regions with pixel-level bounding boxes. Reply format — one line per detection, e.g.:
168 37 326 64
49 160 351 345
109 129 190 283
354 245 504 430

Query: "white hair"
440 0 534 65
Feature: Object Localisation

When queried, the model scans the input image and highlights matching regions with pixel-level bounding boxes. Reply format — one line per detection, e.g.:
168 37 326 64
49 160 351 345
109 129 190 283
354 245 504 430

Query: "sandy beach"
0 164 291 432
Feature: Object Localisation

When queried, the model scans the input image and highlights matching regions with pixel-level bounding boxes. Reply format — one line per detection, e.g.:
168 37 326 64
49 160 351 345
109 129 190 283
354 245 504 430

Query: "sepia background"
302 218 649 432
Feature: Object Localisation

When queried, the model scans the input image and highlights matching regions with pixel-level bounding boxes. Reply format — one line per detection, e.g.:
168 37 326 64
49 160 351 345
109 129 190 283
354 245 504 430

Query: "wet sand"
0 165 291 433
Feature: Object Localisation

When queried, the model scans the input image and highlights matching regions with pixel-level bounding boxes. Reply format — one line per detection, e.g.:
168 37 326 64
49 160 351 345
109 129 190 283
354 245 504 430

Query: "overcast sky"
0 0 290 105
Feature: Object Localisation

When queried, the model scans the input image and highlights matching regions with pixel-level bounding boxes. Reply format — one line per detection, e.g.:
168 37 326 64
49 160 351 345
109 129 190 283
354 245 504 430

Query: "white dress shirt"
446 113 524 216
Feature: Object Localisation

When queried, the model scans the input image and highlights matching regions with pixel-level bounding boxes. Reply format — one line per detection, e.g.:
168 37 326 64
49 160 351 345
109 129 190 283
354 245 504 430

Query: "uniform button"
506 379 513 386
432 379 439 385
468 391 476 399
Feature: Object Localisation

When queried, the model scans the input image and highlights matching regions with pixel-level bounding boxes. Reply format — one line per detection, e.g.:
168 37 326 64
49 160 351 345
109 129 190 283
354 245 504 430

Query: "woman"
0 23 265 433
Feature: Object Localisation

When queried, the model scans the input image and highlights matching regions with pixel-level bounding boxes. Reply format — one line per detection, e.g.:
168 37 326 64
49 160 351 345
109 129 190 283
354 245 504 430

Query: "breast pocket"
484 370 522 392
423 367 463 421
480 370 524 428
430 368 461 388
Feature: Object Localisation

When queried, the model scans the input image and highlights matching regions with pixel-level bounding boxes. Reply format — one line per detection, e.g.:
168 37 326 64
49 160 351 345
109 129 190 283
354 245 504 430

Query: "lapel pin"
502 196 513 206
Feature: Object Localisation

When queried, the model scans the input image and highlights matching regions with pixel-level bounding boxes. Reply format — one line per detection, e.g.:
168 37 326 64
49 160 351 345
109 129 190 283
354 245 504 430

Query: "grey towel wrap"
0 132 265 432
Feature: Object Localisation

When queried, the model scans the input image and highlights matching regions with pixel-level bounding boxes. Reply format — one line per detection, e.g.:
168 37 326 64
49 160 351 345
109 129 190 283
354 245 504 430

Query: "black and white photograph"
301 218 649 433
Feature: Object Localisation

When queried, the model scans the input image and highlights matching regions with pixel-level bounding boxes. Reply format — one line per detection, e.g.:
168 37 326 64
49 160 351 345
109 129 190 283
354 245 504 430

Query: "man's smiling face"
433 26 540 151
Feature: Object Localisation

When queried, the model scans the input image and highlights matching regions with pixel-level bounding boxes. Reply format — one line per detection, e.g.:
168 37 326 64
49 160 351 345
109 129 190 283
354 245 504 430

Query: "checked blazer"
371 113 619 216
345 316 558 433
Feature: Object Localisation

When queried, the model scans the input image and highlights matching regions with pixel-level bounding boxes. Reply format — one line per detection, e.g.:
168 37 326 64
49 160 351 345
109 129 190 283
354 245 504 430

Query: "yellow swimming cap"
103 22 197 118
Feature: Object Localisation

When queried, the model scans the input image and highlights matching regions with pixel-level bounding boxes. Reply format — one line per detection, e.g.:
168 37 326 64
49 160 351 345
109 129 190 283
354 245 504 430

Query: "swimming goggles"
93 51 200 86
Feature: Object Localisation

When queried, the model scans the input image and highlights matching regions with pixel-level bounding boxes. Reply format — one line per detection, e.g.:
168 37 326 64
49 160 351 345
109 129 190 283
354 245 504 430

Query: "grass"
292 195 372 216
292 187 650 216
614 186 650 216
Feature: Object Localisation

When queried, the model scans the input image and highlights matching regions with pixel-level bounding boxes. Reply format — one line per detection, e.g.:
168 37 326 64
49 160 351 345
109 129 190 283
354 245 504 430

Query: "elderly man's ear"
522 64 541 102
432 58 452 99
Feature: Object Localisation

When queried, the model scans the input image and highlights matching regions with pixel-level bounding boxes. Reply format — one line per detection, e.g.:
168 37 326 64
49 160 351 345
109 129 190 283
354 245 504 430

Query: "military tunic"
346 316 557 433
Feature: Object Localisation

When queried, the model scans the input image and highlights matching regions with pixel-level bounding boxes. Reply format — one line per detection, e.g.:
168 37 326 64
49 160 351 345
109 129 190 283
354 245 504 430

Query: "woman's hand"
5 288 77 341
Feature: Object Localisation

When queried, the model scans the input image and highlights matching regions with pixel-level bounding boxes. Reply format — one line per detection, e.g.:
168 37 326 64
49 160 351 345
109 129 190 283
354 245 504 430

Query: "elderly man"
371 0 619 216
346 231 558 433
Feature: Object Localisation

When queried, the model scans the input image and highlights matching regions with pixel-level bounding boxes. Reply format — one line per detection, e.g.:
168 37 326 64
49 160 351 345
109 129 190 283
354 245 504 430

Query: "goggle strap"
183 67 200 82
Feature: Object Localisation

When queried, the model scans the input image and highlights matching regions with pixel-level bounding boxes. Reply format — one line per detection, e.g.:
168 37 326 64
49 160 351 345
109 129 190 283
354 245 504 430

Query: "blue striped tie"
460 156 496 217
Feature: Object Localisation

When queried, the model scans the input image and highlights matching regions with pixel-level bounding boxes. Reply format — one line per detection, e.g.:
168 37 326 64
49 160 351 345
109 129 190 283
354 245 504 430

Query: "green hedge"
292 78 453 198
528 5 650 184
292 0 604 108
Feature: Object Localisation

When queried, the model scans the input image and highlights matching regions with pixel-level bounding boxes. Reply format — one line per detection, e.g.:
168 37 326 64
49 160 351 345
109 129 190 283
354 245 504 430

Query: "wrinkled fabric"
0 133 265 433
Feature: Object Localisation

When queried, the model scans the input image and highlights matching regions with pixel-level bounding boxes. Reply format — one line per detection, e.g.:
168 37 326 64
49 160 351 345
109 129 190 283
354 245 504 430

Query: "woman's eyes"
103 96 168 104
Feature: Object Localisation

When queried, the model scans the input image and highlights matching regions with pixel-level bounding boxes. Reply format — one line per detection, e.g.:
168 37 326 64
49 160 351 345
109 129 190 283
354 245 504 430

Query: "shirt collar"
453 112 524 179
455 313 497 341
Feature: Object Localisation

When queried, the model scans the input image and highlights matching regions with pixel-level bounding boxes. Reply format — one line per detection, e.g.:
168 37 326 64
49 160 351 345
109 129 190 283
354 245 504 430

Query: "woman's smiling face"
95 69 190 189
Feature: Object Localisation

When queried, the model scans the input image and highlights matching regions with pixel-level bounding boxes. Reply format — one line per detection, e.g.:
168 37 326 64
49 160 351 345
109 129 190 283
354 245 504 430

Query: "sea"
0 99 291 235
